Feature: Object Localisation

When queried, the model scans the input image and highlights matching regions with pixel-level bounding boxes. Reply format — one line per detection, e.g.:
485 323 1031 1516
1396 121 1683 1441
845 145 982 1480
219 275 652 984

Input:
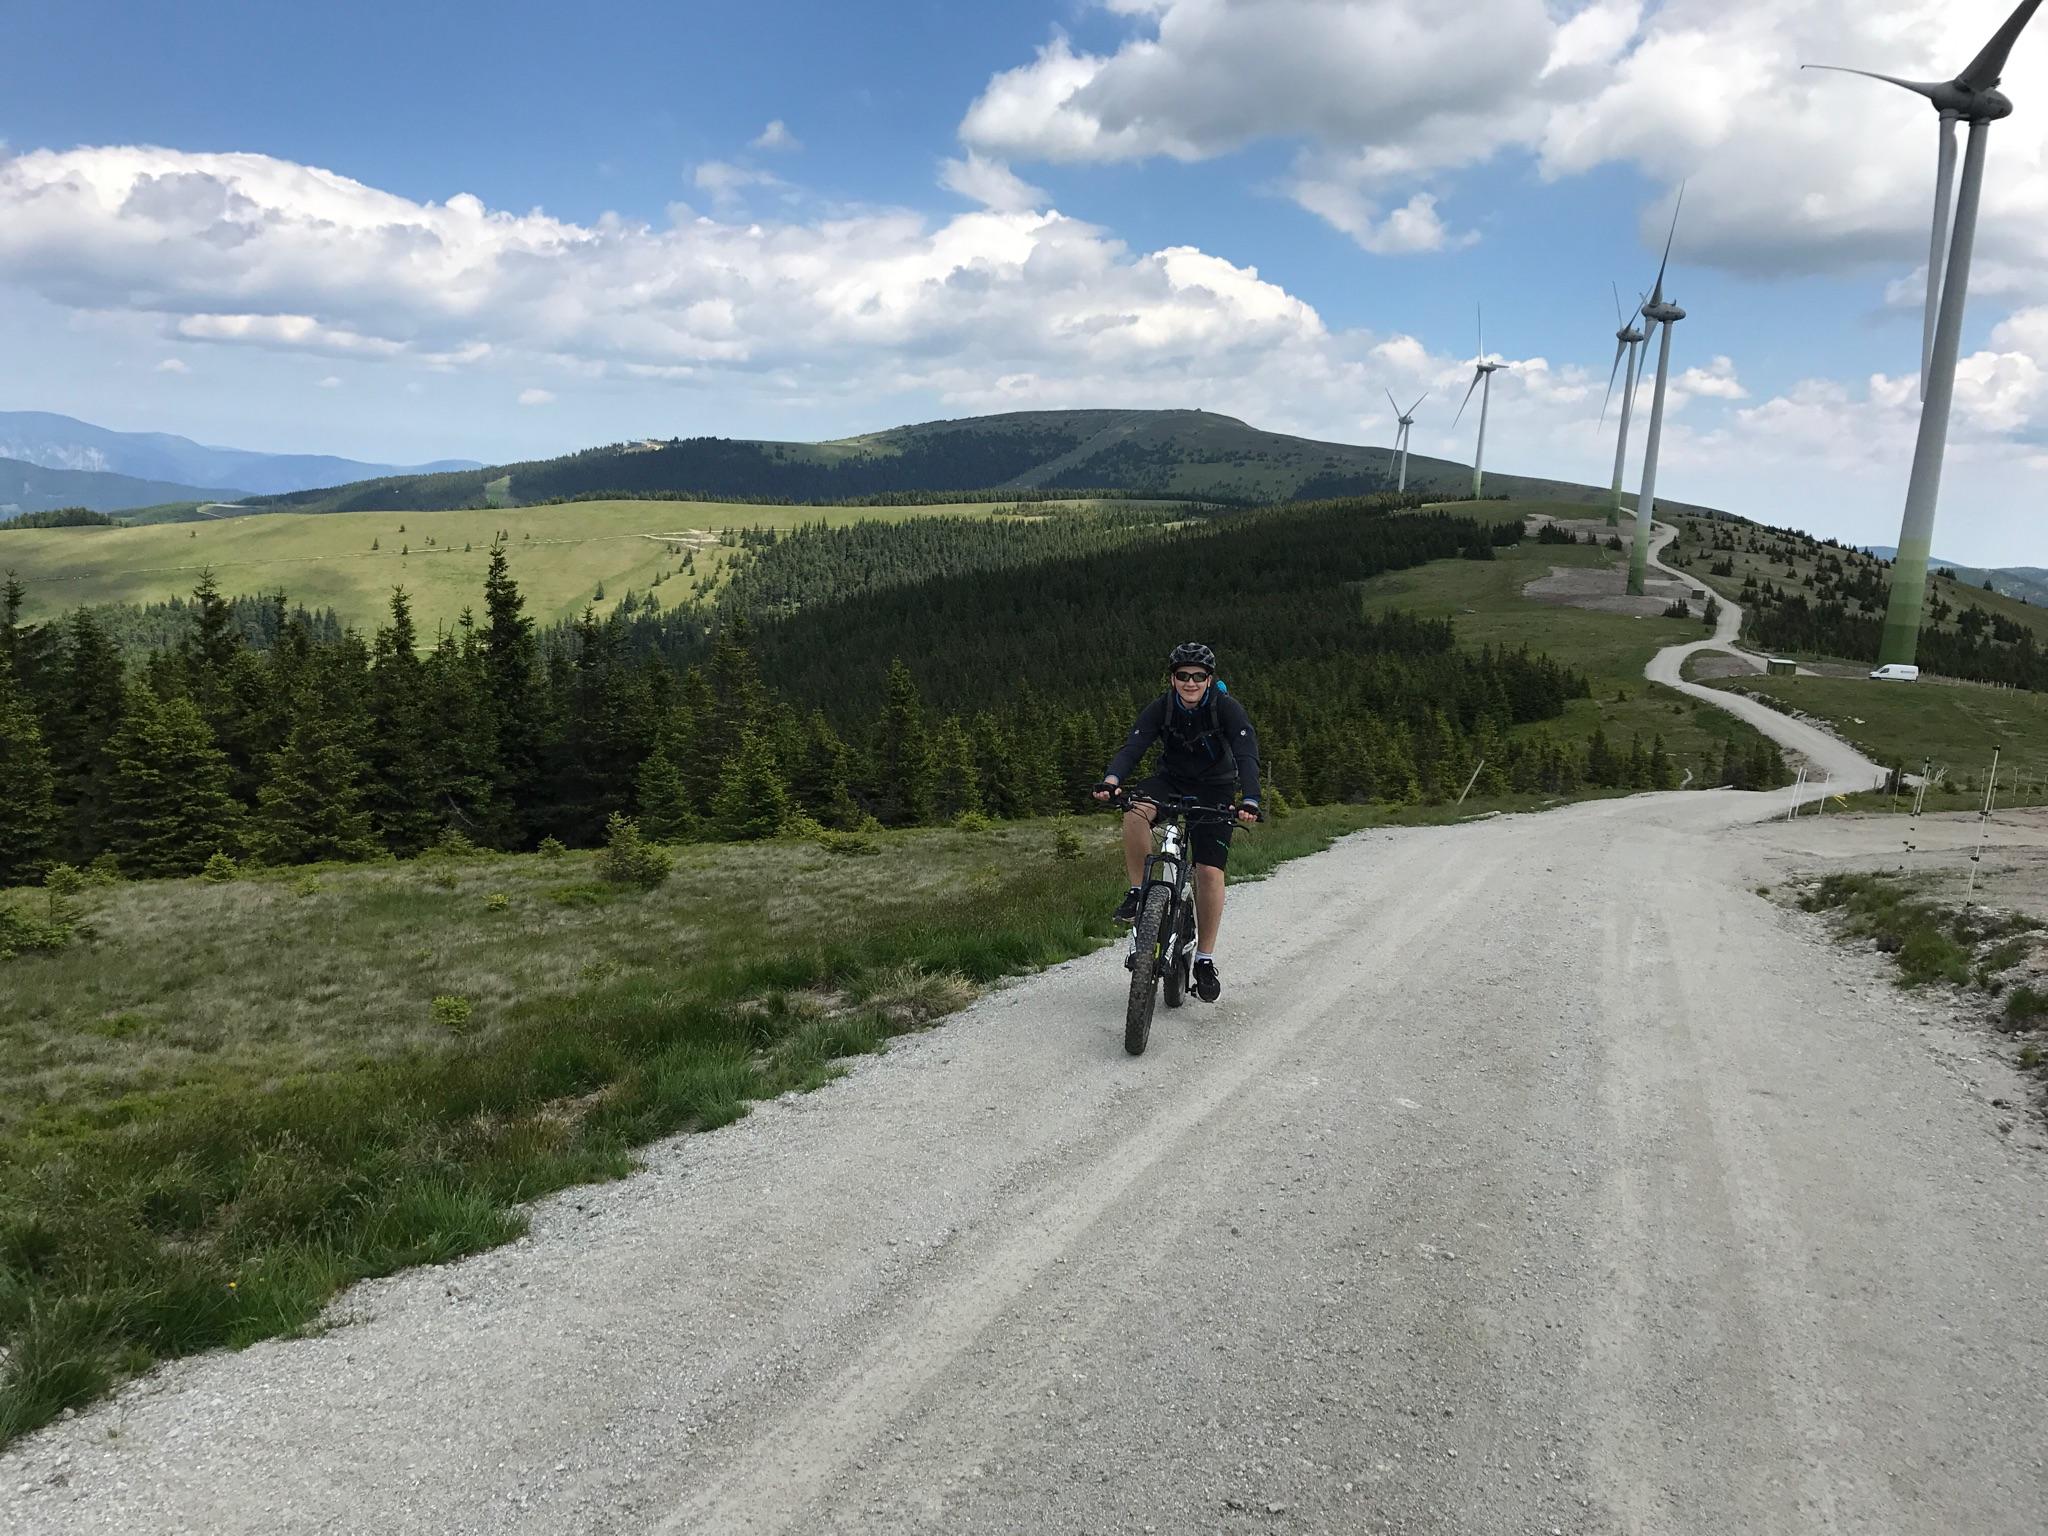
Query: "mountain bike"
1101 788 1251 1057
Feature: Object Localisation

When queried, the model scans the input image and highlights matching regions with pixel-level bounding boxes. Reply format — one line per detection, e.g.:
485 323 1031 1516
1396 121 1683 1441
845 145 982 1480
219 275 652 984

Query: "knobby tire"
1125 886 1171 1055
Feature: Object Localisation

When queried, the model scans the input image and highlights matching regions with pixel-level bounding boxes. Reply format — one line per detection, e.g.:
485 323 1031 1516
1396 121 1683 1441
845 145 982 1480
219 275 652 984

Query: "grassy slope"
1705 674 2048 794
0 497 1140 635
1358 528 1765 774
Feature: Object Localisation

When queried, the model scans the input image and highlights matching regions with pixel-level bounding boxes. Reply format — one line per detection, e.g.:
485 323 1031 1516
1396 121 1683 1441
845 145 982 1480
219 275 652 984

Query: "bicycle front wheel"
1162 901 1194 1010
1125 885 1170 1055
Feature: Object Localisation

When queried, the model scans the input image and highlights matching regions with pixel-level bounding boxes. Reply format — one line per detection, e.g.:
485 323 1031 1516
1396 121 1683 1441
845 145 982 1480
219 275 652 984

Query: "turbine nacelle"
1803 67 2015 123
1643 300 1686 325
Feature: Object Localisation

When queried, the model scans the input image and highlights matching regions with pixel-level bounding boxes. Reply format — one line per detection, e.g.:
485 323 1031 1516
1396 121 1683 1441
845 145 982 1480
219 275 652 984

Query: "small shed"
1766 657 1796 676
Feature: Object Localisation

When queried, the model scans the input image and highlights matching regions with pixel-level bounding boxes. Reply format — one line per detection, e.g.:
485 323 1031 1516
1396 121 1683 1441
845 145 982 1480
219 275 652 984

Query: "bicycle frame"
1120 793 1236 977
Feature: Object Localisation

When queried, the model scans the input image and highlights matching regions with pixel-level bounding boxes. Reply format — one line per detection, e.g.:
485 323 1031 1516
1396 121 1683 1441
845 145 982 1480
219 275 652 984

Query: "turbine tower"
1453 308 1504 499
1628 192 1686 598
1806 0 2044 667
1386 388 1427 492
1601 283 1647 528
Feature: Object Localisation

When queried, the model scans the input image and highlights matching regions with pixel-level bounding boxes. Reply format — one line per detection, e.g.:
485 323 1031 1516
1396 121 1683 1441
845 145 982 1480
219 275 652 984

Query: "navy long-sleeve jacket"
1105 688 1261 801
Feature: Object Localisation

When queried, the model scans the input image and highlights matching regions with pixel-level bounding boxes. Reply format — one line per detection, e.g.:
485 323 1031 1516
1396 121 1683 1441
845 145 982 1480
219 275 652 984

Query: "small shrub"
816 829 880 857
291 874 322 899
85 853 124 886
0 901 74 960
2003 985 2048 1030
430 995 474 1033
427 869 459 891
1052 821 1086 861
952 810 995 833
597 814 672 890
484 892 510 912
201 852 238 883
1662 600 1691 619
424 829 478 860
43 864 85 897
537 837 567 860
779 812 829 841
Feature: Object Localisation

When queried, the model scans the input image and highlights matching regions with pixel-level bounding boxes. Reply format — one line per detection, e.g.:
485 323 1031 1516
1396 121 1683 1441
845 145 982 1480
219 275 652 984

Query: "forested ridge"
2 497 1727 887
1676 517 2048 689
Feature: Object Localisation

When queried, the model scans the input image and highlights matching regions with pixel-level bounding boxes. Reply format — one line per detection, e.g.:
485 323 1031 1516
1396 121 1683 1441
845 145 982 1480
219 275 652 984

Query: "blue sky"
3 1 2047 561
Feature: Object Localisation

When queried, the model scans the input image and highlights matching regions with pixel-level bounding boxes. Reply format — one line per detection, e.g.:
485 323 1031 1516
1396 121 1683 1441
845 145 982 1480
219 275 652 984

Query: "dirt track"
6 530 2046 1535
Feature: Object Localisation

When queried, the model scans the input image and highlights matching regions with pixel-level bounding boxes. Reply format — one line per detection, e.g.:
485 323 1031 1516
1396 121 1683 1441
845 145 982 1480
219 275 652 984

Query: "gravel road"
8 538 2045 1536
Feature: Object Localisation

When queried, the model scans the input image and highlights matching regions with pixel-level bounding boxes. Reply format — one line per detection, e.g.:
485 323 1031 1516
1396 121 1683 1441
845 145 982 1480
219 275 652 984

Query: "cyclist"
1092 642 1261 1002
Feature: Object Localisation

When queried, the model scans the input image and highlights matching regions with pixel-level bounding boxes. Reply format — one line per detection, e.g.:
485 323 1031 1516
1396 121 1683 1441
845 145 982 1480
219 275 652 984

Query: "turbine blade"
1649 184 1685 305
1453 368 1482 428
1386 386 1401 417
1801 63 1945 101
1406 390 1429 417
1612 280 1625 327
1476 302 1485 362
1600 338 1627 426
1958 0 2045 93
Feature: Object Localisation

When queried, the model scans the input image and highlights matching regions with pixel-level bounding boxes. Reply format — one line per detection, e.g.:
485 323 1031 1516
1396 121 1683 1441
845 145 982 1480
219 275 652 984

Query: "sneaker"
1192 957 1221 1003
1113 887 1143 925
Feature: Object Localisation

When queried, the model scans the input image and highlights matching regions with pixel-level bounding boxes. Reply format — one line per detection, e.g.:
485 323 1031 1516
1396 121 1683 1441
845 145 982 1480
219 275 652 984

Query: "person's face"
1171 666 1211 704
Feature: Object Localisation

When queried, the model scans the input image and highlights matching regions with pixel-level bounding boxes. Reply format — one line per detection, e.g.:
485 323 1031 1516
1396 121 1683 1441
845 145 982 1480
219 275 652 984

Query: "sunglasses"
1171 670 1212 684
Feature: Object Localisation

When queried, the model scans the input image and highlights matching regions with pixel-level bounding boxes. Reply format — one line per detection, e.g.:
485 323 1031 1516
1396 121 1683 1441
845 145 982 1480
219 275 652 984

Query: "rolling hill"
1862 544 2048 606
240 408 1728 517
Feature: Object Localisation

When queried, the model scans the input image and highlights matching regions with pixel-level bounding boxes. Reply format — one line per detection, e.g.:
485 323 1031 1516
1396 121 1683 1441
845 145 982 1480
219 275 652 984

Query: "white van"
1869 663 1920 682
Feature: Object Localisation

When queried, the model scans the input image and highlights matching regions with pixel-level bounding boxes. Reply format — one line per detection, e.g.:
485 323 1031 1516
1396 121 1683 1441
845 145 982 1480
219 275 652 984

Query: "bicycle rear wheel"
1125 886 1170 1055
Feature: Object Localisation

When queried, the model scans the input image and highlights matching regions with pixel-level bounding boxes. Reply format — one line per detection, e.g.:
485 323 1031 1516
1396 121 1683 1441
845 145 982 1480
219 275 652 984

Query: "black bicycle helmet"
1168 641 1216 674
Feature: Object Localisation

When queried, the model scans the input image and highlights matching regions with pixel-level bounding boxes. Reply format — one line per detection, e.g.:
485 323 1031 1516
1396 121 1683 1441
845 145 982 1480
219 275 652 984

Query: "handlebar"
1094 784 1261 823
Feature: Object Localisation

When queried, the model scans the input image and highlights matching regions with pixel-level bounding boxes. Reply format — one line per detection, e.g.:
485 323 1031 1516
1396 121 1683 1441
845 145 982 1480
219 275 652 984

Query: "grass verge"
1794 871 2040 987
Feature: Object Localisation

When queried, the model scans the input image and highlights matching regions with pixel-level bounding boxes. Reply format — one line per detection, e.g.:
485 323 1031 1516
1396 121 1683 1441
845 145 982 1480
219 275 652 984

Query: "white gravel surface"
7 532 2046 1536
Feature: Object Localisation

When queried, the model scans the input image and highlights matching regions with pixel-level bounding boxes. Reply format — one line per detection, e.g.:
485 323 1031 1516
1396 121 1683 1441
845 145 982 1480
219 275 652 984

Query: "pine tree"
1649 734 1675 790
481 541 543 840
366 588 443 856
0 665 56 884
249 638 380 866
931 715 981 819
636 744 697 841
46 607 126 860
870 659 934 825
789 709 860 826
1587 727 1619 788
674 669 720 816
714 731 790 841
106 688 241 876
970 712 1026 819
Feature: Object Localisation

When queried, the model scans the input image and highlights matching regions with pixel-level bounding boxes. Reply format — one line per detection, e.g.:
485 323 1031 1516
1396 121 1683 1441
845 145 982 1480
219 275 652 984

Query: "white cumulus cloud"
517 388 555 406
751 120 802 152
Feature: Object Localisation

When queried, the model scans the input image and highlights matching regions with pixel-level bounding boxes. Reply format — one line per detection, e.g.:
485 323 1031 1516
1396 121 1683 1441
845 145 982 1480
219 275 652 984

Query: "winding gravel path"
7 546 2043 1536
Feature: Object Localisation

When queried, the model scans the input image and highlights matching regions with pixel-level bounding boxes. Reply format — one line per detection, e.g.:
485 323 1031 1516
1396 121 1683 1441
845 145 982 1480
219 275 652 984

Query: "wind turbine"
1806 0 2044 667
1628 190 1686 598
1386 388 1427 492
1452 308 1504 499
1601 283 1648 528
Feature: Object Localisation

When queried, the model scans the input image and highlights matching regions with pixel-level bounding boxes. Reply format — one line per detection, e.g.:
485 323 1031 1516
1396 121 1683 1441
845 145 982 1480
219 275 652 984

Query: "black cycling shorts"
1125 773 1238 871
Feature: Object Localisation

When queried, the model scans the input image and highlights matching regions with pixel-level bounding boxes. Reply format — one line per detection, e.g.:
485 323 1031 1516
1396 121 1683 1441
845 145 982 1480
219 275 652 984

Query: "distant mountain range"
0 456 245 518
241 407 1730 518
0 411 481 517
1862 544 2048 606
